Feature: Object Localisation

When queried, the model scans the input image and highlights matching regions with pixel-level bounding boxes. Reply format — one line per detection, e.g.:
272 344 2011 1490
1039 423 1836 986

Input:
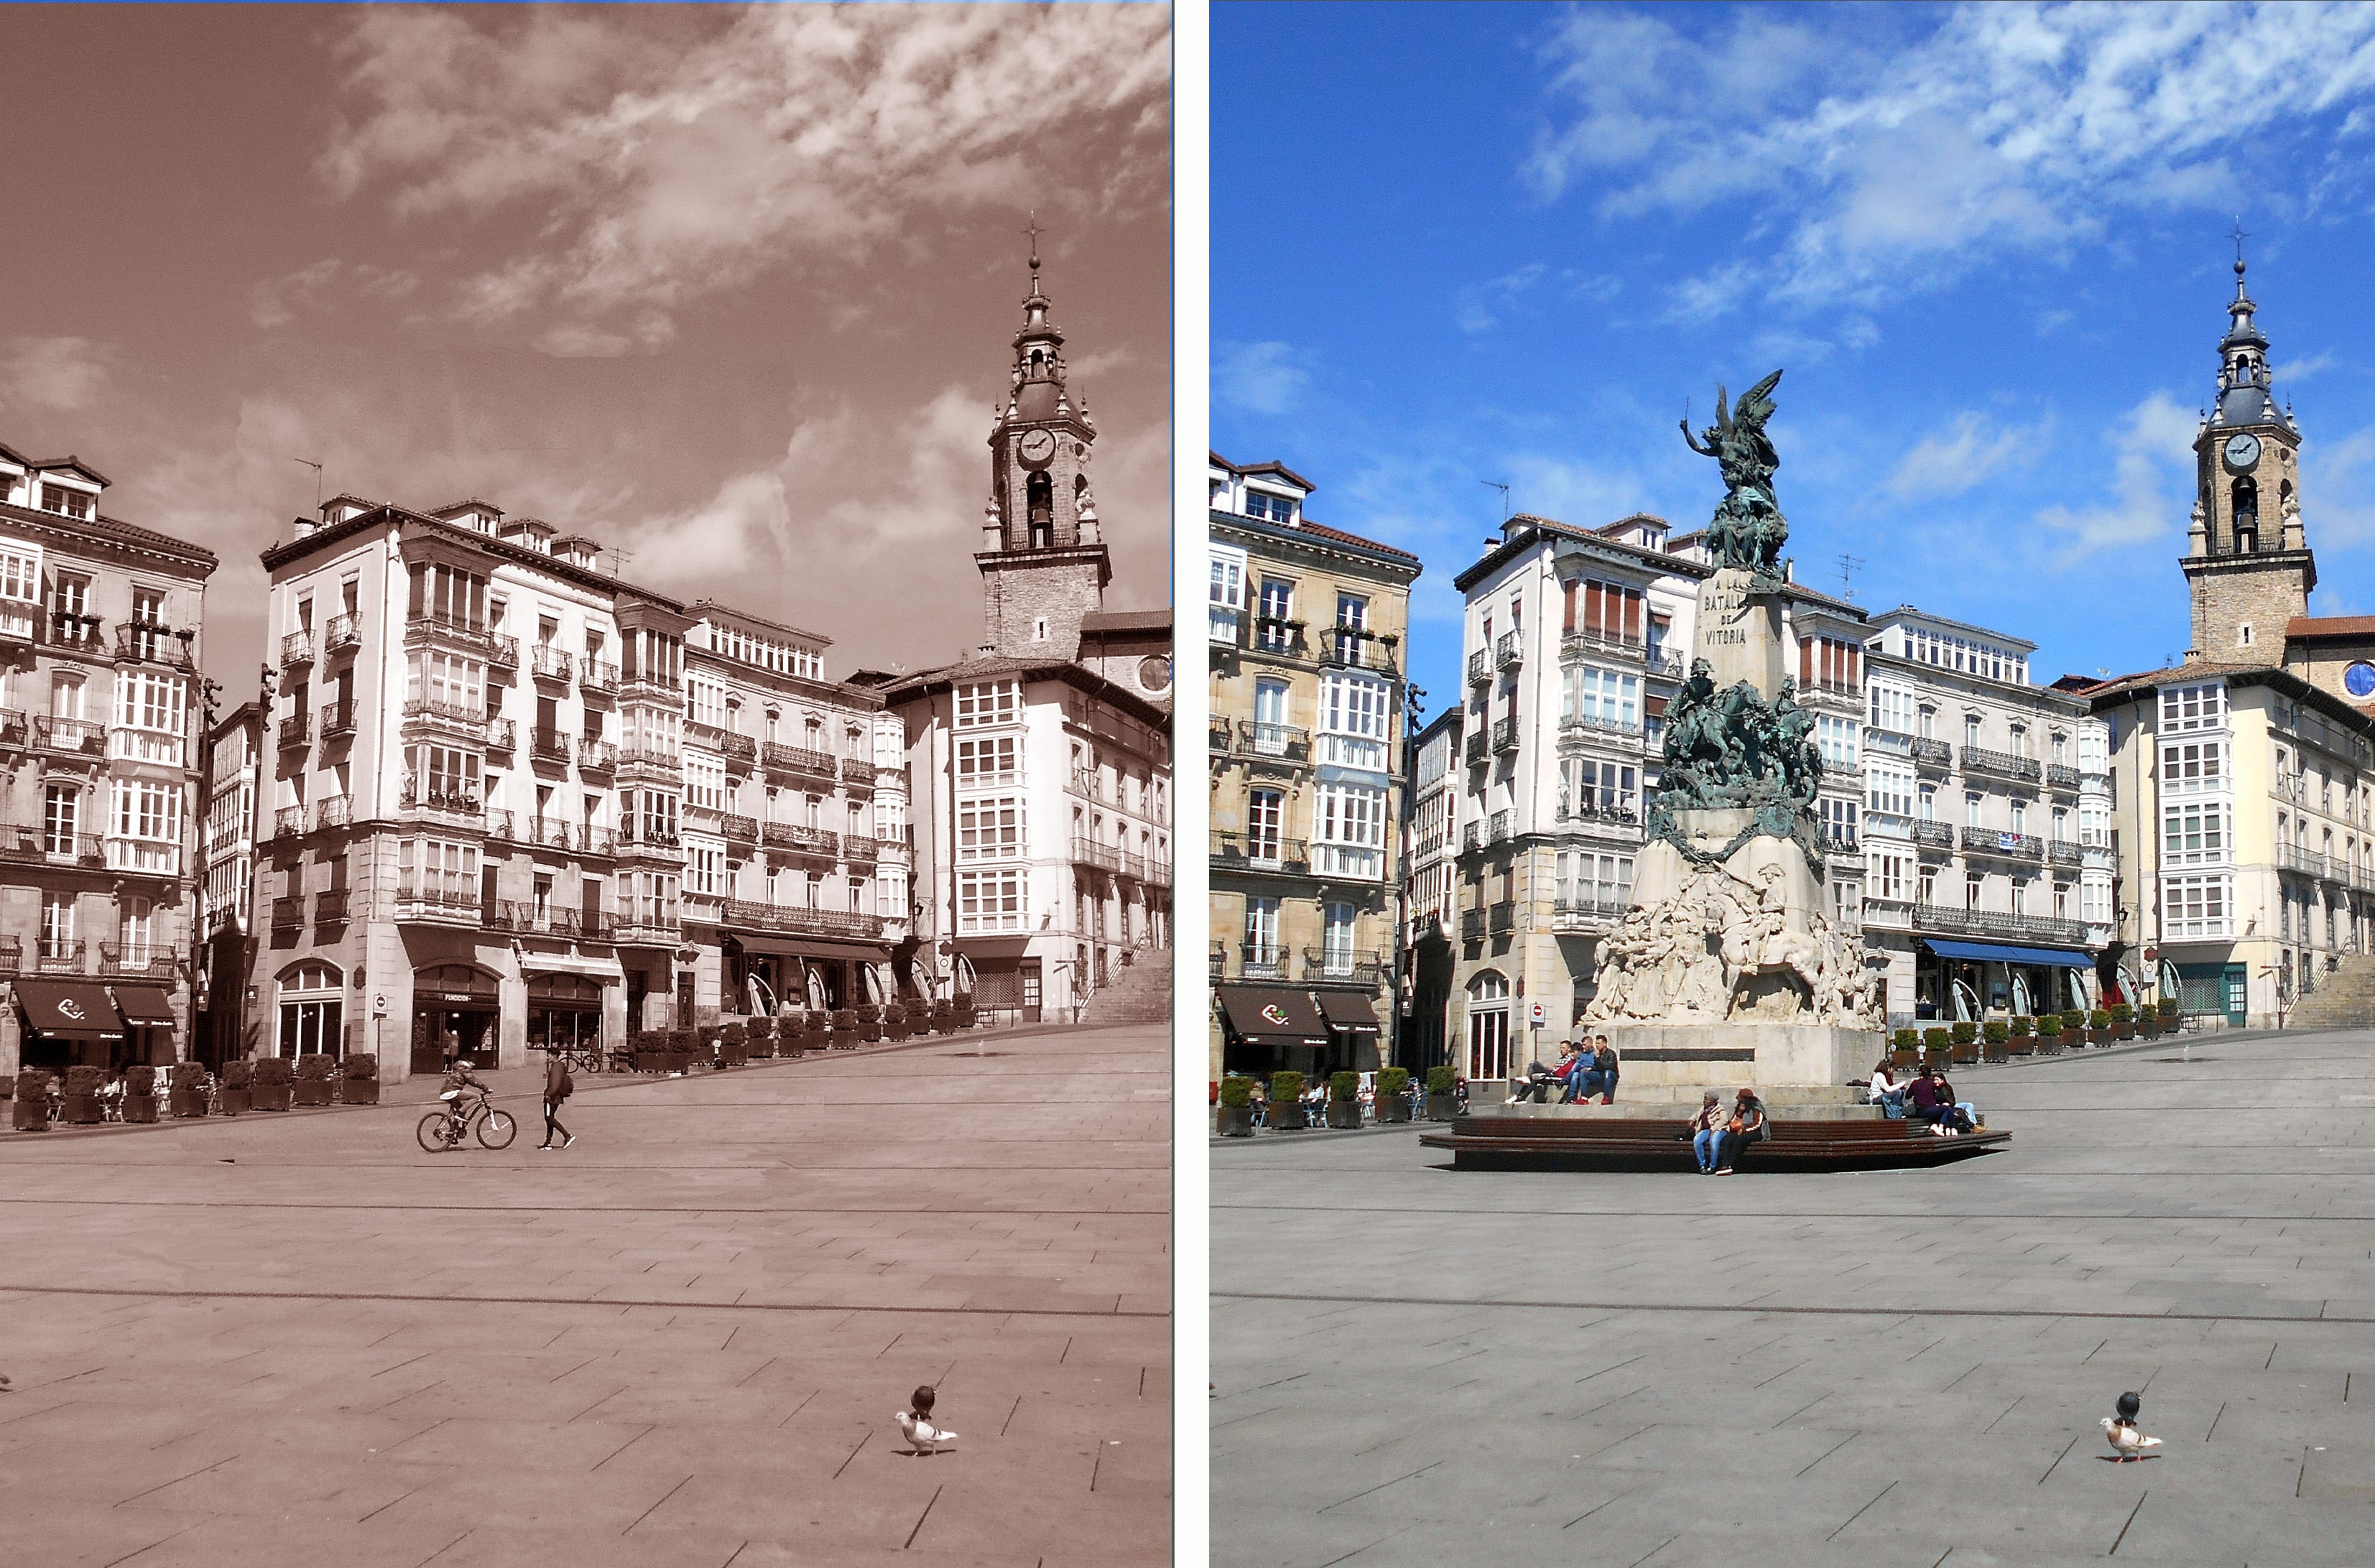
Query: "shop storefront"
114 984 180 1067
1314 991 1383 1075
722 932 889 1018
525 973 604 1056
1213 983 1330 1080
1917 938 2095 1021
410 963 501 1075
11 979 129 1070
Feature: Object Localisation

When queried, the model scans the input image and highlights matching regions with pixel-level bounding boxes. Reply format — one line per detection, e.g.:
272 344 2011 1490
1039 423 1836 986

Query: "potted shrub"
630 1029 660 1072
721 1021 747 1068
12 1069 50 1132
1425 1065 1460 1120
62 1064 105 1124
805 1011 830 1053
251 1057 294 1111
2006 1016 2036 1058
856 1003 884 1044
124 1064 160 1123
1920 1027 1951 1072
1216 1075 1256 1137
2109 1001 2135 1040
1950 1020 1980 1065
1375 1067 1412 1123
217 1059 252 1115
1268 1071 1308 1131
953 991 976 1030
2157 997 2180 1027
881 1005 909 1043
672 1028 700 1074
2135 1006 2159 1042
1325 1071 1364 1130
294 1054 335 1106
344 1052 380 1105
2062 1011 2088 1052
1889 1028 1920 1071
2087 1008 2113 1047
698 1024 723 1068
1981 1020 2009 1064
170 1062 213 1117
830 1008 858 1049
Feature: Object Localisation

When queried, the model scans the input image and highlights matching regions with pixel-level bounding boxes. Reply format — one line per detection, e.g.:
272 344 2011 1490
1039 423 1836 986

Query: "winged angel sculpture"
1681 369 1788 577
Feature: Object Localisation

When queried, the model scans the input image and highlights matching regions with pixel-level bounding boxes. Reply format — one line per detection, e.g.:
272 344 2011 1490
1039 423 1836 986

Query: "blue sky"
1213 1 2375 722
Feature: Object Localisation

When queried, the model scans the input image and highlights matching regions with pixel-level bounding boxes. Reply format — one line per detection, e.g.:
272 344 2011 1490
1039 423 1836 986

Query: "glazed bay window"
955 679 1021 728
2159 682 2227 733
622 705 680 754
112 669 189 765
957 868 1025 933
2164 873 2233 938
1208 546 1246 643
406 649 483 718
399 838 478 909
958 796 1024 861
687 675 728 733
2162 801 2230 867
1869 850 1911 904
684 839 726 897
1868 682 1915 736
1312 782 1386 878
408 561 486 630
684 755 726 813
0 542 38 640
1562 665 1639 730
1817 715 1858 769
955 734 1020 785
407 744 481 812
108 779 183 873
2161 739 2226 794
627 789 678 845
1556 850 1632 911
1868 762 1914 820
1565 757 1638 818
1318 672 1389 770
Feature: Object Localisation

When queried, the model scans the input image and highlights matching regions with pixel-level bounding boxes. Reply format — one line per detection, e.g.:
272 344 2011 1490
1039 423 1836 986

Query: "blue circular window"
2348 662 2375 699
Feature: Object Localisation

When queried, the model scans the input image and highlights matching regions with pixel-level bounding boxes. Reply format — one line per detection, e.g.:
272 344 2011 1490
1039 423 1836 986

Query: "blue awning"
1924 938 2093 969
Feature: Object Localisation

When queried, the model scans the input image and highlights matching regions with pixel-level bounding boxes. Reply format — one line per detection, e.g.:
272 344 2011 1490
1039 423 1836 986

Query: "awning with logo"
724 932 889 962
111 985 177 1028
12 979 126 1042
1922 939 2093 969
1313 991 1381 1035
1213 985 1328 1049
515 952 626 982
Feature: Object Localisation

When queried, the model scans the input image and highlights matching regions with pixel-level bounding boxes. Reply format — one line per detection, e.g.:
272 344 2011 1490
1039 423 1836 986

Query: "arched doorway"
275 960 346 1060
1466 970 1510 1085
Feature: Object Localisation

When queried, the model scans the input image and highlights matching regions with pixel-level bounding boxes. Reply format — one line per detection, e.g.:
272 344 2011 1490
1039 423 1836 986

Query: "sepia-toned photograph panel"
0 6 1172 1564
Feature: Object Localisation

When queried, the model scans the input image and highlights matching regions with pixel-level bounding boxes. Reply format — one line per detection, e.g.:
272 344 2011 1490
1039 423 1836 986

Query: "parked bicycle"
416 1087 518 1152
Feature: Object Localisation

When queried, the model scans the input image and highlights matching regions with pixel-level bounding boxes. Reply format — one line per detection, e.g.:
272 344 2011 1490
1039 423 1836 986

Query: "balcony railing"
401 698 484 741
0 935 18 975
578 740 618 773
1561 627 1647 662
484 903 614 941
763 822 838 858
38 939 85 974
844 836 879 863
281 629 315 667
2046 840 2083 868
618 825 682 857
762 741 835 779
486 808 519 843
1460 909 1484 942
1560 710 1644 739
116 623 195 668
618 674 680 705
1461 820 1481 853
487 633 519 672
1238 944 1291 980
1467 647 1489 685
721 812 759 843
530 727 572 764
274 804 307 837
271 896 305 932
1912 820 1954 850
1303 947 1386 984
1911 902 2087 946
1488 809 1510 844
318 700 357 740
43 613 106 654
1232 721 1310 763
1211 831 1308 873
1072 837 1125 873
1552 892 1631 929
531 645 574 682
405 617 500 659
1492 715 1519 753
1644 652 1684 680
2045 762 2080 791
399 787 484 827
618 746 680 776
1960 746 2041 784
12 830 107 868
33 715 106 757
1909 737 1953 769
2279 843 2338 880
1822 830 1861 856
0 708 24 748
277 713 309 748
838 757 874 787
315 888 351 924
528 815 580 852
1959 825 2042 859
580 659 619 696
720 900 885 941
99 945 176 983
1464 731 1489 766
1562 799 1641 830
393 883 481 922
1495 630 1522 670
323 613 360 652
0 822 32 862
1245 617 1307 659
1320 626 1397 674
483 717 517 751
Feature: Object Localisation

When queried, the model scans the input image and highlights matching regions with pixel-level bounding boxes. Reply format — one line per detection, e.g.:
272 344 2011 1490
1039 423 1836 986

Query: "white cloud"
2273 348 2343 384
317 4 1170 349
2033 391 2196 558
2302 422 2375 545
1531 3 2375 312
0 336 111 414
1213 341 1312 417
1455 264 1548 333
250 260 417 330
1886 411 2051 499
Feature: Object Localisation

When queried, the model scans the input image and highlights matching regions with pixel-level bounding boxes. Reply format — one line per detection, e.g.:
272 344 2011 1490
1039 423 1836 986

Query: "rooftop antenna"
1834 551 1866 601
1479 479 1510 521
292 457 323 508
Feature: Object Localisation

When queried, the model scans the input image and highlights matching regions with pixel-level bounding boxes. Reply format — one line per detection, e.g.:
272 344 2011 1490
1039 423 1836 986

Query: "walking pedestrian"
540 1049 575 1150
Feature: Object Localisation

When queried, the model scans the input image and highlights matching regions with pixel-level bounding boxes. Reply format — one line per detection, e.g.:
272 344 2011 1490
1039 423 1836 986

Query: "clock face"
1017 429 1057 469
1137 654 1172 693
2223 432 2261 469
2347 662 2375 700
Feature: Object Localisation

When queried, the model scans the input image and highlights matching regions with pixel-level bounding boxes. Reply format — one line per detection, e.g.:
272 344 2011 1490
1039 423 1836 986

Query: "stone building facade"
1207 455 1418 1081
195 701 262 1066
0 442 216 1075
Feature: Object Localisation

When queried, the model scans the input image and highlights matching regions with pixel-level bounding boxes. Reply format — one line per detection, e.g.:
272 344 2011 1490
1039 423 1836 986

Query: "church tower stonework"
2182 252 2314 663
975 225 1112 662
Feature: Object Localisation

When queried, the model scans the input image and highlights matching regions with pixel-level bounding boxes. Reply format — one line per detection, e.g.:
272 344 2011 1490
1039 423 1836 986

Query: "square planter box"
62 1095 103 1125
122 1095 159 1123
169 1088 210 1118
1215 1105 1255 1137
1950 1042 1980 1065
251 1085 293 1112
13 1099 50 1131
1269 1105 1308 1131
1981 1041 2007 1064
294 1081 334 1107
1425 1093 1460 1121
1376 1098 1412 1123
343 1079 380 1105
217 1087 251 1115
1325 1102 1363 1129
2007 1037 2037 1057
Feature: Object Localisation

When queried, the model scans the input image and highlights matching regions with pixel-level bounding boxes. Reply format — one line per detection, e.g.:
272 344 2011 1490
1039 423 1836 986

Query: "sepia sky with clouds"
0 4 1170 697
1216 1 2375 717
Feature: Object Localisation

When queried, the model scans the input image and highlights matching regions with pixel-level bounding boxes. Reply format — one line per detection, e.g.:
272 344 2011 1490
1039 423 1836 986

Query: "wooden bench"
1419 1113 2009 1171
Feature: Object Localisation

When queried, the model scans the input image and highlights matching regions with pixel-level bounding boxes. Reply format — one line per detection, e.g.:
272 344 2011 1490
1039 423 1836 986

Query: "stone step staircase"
2289 953 2375 1031
1078 949 1172 1026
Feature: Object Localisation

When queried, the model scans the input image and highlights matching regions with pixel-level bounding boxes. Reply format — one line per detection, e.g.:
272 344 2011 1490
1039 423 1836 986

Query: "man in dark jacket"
540 1051 575 1150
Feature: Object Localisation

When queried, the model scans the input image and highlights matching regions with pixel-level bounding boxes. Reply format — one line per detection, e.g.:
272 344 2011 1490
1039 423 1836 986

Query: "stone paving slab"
1214 1026 2375 1567
0 1021 1167 1564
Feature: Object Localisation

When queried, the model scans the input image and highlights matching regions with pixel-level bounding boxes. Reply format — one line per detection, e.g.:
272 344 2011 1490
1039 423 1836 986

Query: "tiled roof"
1080 608 1172 635
0 498 218 568
1211 453 1318 493
2287 615 2375 639
1213 506 1420 563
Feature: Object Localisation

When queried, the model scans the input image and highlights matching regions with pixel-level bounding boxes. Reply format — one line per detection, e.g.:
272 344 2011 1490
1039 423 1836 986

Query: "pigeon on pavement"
2102 1390 2162 1462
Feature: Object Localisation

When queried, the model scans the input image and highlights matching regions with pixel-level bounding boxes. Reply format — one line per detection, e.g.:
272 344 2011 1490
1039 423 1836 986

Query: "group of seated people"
1509 1036 1619 1105
1866 1061 1980 1134
1687 1087 1766 1174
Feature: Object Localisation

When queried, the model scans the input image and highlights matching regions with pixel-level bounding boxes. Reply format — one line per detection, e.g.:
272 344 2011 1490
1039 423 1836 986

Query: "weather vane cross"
2232 217 2249 265
1024 212 1042 281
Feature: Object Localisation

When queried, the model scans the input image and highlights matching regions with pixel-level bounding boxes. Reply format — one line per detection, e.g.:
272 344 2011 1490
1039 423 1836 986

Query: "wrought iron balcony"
530 727 572 764
720 899 884 940
530 644 574 682
578 740 618 773
2045 761 2081 791
1462 820 1481 853
0 708 24 748
1460 909 1484 942
399 787 483 827
1561 799 1642 830
1246 616 1307 659
37 938 85 974
722 812 759 843
0 935 18 975
1912 820 1954 850
1495 630 1522 670
99 945 176 982
318 795 353 831
323 613 360 652
1303 947 1386 984
1488 809 1511 844
762 741 835 779
1960 745 2041 784
580 659 619 697
1211 831 1308 873
1959 825 2043 859
1560 710 1645 740
274 804 307 838
1320 626 1397 674
318 700 357 740
485 809 520 843
116 623 195 668
1911 902 2087 946
483 717 516 751
1238 944 1291 980
281 629 315 667
2046 840 2083 867
487 633 519 672
315 888 351 924
528 815 578 851
838 756 874 789
1492 715 1519 753
1823 830 1860 855
401 698 485 742
1072 836 1125 873
393 883 482 922
1560 627 1647 663
0 822 32 862
271 896 305 932
844 836 879 864
43 613 106 653
1488 900 1516 935
762 822 838 858
277 713 309 748
1552 892 1631 929
1909 737 1953 769
618 825 681 858
1644 652 1685 680
2279 843 2338 880
1232 721 1310 763
1467 647 1489 685
33 715 106 757
1465 730 1489 765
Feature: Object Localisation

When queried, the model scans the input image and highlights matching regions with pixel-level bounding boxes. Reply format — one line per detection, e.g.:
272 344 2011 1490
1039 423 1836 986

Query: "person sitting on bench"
1689 1090 1727 1174
1579 1036 1619 1104
1510 1050 1572 1104
1867 1059 1905 1118
1907 1070 1973 1134
1930 1068 1979 1131
1712 1087 1766 1174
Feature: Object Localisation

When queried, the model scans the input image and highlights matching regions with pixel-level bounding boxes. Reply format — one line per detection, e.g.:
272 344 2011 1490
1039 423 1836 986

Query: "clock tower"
2181 250 2312 662
975 221 1112 661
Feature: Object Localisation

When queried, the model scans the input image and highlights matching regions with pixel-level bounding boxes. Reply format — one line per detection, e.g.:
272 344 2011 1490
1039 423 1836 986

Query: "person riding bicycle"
437 1058 490 1141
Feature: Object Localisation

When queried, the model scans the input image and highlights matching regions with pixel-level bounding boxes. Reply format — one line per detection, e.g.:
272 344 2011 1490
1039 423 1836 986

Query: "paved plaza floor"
1213 1028 2375 1567
0 1021 1169 1567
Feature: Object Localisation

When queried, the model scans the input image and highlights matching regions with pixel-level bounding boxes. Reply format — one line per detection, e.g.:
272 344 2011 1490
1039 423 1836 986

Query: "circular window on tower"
1137 654 1172 693
2346 662 2375 699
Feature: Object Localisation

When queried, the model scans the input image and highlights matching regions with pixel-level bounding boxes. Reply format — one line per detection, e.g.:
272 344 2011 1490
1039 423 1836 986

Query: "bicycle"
416 1089 518 1152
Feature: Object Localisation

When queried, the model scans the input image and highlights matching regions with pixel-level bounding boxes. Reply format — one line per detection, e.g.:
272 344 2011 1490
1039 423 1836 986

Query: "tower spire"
2212 225 2286 432
1024 210 1042 293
